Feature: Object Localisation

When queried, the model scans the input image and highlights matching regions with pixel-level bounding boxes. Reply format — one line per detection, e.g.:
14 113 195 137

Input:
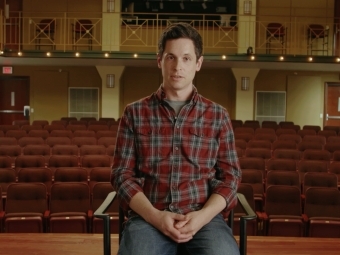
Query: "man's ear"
157 53 162 68
196 56 204 71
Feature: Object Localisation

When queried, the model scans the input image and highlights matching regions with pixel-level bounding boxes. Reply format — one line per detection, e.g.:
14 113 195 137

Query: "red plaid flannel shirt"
111 86 241 215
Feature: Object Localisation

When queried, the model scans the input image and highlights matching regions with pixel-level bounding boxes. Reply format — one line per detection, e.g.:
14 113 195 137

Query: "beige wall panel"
287 75 323 127
31 70 68 122
255 70 287 91
195 68 236 118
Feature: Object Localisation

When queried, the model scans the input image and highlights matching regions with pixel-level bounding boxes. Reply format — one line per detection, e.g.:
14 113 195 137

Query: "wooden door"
324 83 340 126
0 77 30 125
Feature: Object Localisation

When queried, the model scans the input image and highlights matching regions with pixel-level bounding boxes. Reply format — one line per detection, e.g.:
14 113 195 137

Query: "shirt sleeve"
210 110 241 213
111 106 144 209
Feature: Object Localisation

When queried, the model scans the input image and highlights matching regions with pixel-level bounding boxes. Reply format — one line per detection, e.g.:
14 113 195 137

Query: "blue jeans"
118 214 240 255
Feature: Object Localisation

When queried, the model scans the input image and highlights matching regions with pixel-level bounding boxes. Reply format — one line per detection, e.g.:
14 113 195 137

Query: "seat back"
303 172 338 194
54 167 88 183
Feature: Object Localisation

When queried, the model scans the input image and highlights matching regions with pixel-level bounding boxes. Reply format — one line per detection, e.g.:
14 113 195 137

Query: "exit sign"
3 66 12 74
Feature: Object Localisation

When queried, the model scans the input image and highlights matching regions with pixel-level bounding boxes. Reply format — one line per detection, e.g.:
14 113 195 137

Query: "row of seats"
240 183 340 237
0 136 116 148
0 124 118 136
0 182 119 234
231 120 340 134
12 117 119 127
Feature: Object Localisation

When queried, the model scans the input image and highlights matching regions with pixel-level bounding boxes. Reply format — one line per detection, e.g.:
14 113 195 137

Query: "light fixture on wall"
107 0 114 12
180 1 185 10
106 74 115 88
241 77 250 91
244 1 252 15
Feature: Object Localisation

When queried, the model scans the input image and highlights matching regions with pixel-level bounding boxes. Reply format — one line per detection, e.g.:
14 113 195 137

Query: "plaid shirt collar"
155 85 199 105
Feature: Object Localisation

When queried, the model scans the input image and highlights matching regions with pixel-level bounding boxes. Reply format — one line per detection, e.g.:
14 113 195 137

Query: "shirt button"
169 205 174 210
176 125 180 128
175 147 178 151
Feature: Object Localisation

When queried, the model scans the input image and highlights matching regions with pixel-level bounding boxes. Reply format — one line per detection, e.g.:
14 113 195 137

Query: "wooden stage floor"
0 233 340 255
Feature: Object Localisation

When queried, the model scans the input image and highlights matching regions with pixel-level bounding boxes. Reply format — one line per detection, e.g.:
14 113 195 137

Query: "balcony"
0 11 339 65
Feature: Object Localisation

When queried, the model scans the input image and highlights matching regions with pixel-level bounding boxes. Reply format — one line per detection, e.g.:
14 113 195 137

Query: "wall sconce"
241 77 250 91
107 0 114 12
244 1 252 15
106 74 115 88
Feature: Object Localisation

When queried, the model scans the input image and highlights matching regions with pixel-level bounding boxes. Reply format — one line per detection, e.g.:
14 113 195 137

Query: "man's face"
157 38 203 94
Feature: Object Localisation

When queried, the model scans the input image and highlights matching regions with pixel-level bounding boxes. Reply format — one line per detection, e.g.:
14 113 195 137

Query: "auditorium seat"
297 160 329 185
14 155 47 174
54 167 88 183
68 120 88 126
12 120 29 127
0 130 4 137
297 141 323 151
266 170 300 191
60 117 77 125
303 125 321 133
279 121 294 128
230 119 243 129
51 145 79 156
244 148 272 160
239 157 266 177
261 185 304 236
28 129 49 140
0 125 20 134
303 187 340 237
66 124 87 132
0 155 13 169
302 135 326 146
273 149 301 160
233 183 258 236
80 117 96 123
302 149 331 161
109 123 119 131
88 125 109 133
45 137 71 147
327 136 340 143
276 128 296 136
73 130 96 137
17 167 52 195
234 133 254 143
0 145 21 161
43 124 65 133
247 140 272 150
278 134 302 144
96 130 117 139
21 125 43 133
4 183 48 233
272 140 297 150
18 137 45 147
89 167 111 192
236 147 244 158
0 137 18 145
91 182 119 234
0 167 16 199
48 155 79 178
253 133 277 143
80 155 112 178
255 128 276 135
243 120 260 130
297 129 317 138
329 161 340 187
318 130 337 139
0 186 2 231
323 126 340 134
31 120 49 128
302 172 338 196
99 117 115 123
51 120 68 127
5 130 27 140
234 127 255 134
23 144 50 165
49 130 73 139
72 137 97 147
235 139 247 151
266 158 297 171
79 145 106 156
333 151 340 161
241 169 264 212
106 145 115 156
261 121 279 130
97 137 116 148
88 120 109 126
49 182 92 233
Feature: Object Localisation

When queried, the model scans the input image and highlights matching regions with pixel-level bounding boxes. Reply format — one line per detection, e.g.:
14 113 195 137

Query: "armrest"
94 191 117 255
237 193 257 255
302 213 309 222
44 210 50 219
0 210 5 219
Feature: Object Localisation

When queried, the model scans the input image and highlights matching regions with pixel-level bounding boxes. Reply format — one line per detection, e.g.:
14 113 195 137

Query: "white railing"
0 11 338 56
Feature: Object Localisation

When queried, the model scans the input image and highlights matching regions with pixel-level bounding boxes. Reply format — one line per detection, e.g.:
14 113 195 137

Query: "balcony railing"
0 11 339 57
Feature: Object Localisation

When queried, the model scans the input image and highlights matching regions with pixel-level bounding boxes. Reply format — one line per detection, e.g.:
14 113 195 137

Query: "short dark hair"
158 22 203 61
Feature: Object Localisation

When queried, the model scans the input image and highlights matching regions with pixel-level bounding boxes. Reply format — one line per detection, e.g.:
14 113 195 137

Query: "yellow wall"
6 66 101 123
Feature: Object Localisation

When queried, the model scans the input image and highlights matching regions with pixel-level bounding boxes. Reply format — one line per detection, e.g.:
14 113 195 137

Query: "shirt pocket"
182 127 218 169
